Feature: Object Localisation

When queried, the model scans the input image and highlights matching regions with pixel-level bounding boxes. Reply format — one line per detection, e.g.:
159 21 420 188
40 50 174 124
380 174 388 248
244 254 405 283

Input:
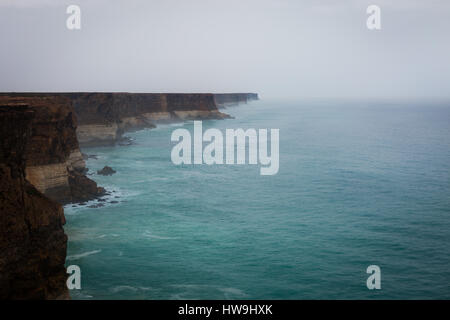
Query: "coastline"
0 92 257 299
0 92 258 203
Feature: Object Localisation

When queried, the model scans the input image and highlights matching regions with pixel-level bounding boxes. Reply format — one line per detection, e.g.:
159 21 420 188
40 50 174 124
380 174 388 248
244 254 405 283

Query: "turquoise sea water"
65 100 450 299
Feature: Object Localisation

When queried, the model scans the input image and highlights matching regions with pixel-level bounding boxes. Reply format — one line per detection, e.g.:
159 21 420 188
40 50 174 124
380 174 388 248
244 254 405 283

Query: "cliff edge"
0 105 68 299
0 96 105 204
0 91 257 299
0 93 258 147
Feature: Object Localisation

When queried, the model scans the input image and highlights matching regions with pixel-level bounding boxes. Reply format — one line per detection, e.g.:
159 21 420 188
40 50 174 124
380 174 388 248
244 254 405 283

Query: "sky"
1 0 449 100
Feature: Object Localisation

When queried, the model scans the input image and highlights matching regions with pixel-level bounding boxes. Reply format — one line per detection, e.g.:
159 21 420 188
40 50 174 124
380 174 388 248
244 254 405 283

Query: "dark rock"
97 166 116 176
67 170 106 204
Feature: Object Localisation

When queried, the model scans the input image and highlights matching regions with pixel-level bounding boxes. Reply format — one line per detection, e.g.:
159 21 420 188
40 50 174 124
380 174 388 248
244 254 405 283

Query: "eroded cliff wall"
0 96 104 204
0 105 68 299
70 93 231 146
0 93 257 146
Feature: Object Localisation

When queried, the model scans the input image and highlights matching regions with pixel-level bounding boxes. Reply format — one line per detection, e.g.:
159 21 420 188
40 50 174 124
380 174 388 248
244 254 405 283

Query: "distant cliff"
0 92 257 196
214 93 258 108
69 93 231 146
0 96 104 204
0 105 68 299
0 93 257 147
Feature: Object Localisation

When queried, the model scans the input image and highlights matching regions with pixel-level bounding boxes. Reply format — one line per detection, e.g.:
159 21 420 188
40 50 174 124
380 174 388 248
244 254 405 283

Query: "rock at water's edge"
97 166 116 176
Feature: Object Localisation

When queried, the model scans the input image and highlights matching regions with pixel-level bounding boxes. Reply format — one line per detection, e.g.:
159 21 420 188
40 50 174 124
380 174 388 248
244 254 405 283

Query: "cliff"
0 92 256 147
0 91 257 299
0 105 68 299
0 93 256 199
214 93 259 108
69 93 231 146
0 96 104 204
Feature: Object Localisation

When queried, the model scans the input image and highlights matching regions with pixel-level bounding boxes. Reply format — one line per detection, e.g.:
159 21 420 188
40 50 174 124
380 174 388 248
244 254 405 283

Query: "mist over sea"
65 100 450 299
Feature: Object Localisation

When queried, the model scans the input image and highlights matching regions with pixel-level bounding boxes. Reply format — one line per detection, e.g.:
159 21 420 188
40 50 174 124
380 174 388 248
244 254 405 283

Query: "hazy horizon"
1 0 450 100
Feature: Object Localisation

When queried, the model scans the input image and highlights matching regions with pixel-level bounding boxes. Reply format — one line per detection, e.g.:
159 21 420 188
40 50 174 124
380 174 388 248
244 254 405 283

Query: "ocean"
64 99 450 299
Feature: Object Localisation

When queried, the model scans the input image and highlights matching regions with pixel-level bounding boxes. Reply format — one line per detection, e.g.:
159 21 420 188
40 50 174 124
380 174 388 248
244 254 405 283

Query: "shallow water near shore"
65 99 450 299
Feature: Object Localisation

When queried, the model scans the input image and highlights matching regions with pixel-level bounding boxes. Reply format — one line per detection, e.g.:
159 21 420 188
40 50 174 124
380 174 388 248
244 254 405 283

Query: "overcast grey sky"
1 0 449 100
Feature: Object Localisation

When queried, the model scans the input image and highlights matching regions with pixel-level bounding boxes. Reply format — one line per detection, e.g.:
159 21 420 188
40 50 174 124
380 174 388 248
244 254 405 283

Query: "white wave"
110 285 138 293
139 287 155 291
219 287 248 299
70 291 93 299
151 122 184 131
132 177 168 184
66 249 101 261
170 284 208 289
64 185 136 215
109 285 156 295
143 230 178 240
97 233 120 239
169 293 186 300
168 284 246 299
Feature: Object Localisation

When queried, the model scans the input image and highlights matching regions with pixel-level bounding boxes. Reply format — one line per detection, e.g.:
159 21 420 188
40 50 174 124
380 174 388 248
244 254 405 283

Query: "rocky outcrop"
0 105 68 299
0 96 104 204
97 166 116 176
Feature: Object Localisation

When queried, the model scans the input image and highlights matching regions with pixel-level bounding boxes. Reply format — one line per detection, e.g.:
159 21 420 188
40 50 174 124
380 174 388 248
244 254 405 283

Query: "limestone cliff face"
0 96 104 204
69 93 231 146
0 93 257 146
0 105 68 299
